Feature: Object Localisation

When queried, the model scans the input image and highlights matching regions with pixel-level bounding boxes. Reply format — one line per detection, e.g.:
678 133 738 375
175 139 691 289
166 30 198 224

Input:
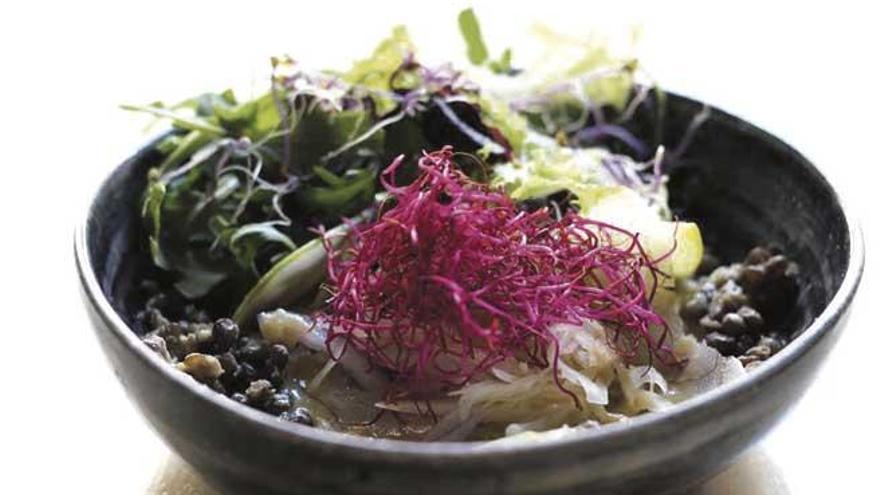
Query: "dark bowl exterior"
75 93 863 495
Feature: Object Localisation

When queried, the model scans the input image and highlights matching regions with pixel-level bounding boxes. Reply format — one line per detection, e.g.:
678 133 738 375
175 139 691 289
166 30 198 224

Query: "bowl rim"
75 92 865 463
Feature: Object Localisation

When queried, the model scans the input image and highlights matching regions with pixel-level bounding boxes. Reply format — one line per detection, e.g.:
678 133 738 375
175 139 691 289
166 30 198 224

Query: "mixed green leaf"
127 8 675 307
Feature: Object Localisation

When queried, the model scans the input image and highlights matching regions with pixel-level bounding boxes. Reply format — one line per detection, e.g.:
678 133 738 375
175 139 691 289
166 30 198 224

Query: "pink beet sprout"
322 147 677 400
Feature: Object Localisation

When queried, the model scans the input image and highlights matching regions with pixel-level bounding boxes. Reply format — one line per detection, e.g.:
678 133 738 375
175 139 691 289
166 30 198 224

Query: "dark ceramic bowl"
76 93 863 495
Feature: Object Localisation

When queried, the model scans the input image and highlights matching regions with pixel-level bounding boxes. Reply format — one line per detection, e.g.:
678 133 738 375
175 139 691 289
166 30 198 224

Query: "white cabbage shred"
431 318 743 441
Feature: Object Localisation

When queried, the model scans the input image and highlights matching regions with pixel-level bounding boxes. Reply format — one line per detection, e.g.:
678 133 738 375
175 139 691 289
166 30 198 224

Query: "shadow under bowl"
75 92 863 495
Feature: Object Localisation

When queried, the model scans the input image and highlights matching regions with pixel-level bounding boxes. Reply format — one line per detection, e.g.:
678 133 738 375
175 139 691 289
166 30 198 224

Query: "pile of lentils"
680 246 800 370
135 291 313 425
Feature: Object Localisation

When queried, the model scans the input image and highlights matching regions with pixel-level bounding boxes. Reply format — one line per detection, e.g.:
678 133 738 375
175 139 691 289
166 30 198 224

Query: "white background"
0 1 876 493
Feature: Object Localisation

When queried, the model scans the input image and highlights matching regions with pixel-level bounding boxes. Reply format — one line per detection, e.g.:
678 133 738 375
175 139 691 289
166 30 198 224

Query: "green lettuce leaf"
478 95 528 156
342 25 414 114
458 8 489 65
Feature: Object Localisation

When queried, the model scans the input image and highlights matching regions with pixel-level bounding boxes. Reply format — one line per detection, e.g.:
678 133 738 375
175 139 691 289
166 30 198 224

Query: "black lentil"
211 318 240 353
761 333 786 354
233 362 257 390
269 344 289 369
138 305 314 420
281 407 315 426
699 315 722 331
216 352 239 375
737 306 764 329
266 392 293 415
764 255 789 278
738 265 765 289
265 368 284 388
680 292 709 321
682 246 799 364
720 313 747 336
245 379 275 406
704 332 737 355
143 334 172 362
238 338 270 365
734 334 758 355
745 246 771 265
